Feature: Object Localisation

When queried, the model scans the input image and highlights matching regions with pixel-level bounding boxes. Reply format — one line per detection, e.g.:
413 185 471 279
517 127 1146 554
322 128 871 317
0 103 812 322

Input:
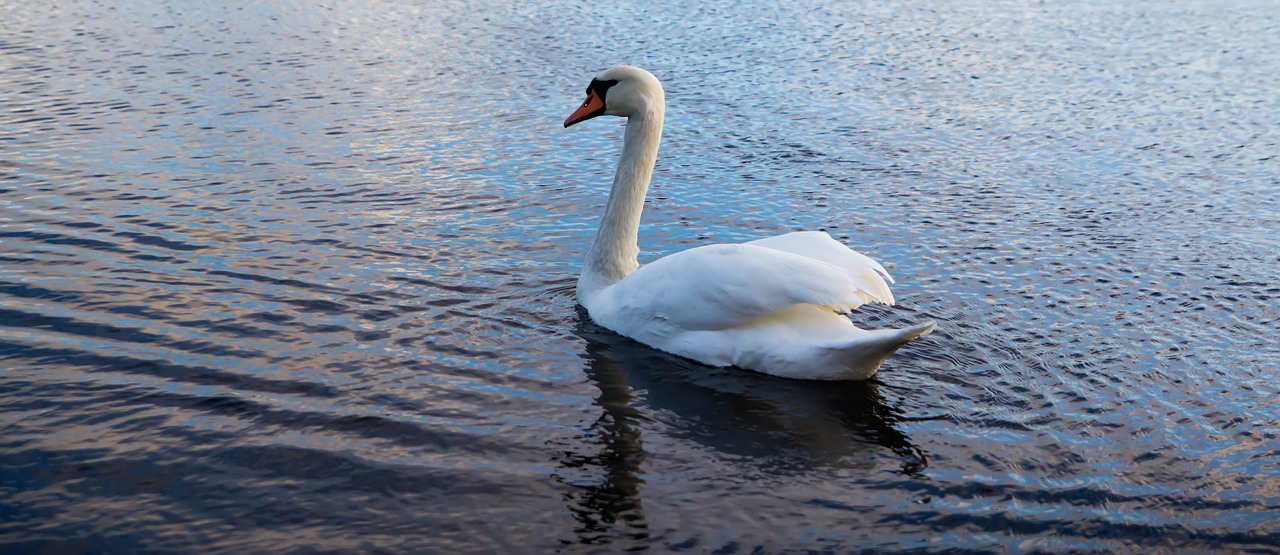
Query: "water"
2 0 1278 552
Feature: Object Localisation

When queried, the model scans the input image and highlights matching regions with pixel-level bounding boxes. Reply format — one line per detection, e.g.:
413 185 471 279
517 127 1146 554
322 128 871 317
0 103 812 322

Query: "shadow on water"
555 307 935 547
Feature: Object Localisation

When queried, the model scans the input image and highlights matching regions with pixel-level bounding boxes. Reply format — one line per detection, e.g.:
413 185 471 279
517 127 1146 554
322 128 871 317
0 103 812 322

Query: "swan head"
564 65 664 128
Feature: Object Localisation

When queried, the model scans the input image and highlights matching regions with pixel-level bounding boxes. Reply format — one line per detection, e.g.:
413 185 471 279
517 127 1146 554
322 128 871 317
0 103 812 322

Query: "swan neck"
581 107 664 295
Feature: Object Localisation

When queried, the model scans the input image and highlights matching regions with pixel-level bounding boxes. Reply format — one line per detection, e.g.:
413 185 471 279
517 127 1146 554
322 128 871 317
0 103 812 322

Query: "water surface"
2 0 1279 552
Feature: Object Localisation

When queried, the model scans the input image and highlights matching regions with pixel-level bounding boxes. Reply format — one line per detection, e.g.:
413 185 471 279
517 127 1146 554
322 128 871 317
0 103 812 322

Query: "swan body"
566 66 934 380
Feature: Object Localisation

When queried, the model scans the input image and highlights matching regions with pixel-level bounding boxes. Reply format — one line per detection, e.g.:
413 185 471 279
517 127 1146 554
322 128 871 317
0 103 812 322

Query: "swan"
564 65 935 381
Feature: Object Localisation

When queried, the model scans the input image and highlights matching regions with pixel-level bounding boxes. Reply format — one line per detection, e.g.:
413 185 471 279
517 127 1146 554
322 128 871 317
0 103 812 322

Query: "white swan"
565 66 935 381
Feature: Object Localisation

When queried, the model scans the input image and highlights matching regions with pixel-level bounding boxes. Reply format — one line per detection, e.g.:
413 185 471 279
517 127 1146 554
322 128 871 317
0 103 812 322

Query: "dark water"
3 0 1279 552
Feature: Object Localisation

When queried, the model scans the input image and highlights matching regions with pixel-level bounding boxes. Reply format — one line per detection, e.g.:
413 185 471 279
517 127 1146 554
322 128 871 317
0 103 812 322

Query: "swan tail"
896 320 937 342
826 320 936 381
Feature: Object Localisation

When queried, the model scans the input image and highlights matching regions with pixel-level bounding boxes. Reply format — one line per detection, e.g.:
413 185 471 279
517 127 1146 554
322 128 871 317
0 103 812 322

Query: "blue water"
2 0 1278 552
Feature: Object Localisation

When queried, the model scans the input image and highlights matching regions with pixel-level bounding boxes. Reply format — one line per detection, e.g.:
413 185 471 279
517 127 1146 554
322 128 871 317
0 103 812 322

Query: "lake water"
2 0 1279 552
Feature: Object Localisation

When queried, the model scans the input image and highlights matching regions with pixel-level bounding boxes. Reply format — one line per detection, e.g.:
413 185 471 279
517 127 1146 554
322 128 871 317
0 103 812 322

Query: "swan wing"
746 231 895 305
601 243 883 331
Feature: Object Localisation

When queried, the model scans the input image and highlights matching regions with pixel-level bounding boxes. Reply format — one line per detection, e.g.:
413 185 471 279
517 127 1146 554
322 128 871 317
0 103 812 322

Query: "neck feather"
580 106 664 296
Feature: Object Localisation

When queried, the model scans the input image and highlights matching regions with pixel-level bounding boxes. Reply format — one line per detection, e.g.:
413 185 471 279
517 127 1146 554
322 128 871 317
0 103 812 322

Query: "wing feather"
600 242 886 331
747 231 895 305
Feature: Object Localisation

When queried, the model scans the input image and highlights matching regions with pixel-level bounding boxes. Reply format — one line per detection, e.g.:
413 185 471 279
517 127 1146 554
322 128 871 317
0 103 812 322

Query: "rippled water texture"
3 0 1279 552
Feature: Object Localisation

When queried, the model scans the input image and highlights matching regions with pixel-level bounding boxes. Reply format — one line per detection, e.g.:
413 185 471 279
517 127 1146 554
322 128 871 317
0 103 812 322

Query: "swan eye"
589 78 620 103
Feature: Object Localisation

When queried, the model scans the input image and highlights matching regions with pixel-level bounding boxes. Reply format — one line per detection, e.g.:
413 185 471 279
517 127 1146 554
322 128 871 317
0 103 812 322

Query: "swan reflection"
555 309 931 546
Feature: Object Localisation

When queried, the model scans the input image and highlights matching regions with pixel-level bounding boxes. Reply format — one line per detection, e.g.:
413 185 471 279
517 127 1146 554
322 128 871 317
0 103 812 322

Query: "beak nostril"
565 89 607 127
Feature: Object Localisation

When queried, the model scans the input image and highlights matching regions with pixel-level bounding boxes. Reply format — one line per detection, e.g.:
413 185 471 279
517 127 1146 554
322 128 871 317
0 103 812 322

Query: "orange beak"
564 90 605 128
